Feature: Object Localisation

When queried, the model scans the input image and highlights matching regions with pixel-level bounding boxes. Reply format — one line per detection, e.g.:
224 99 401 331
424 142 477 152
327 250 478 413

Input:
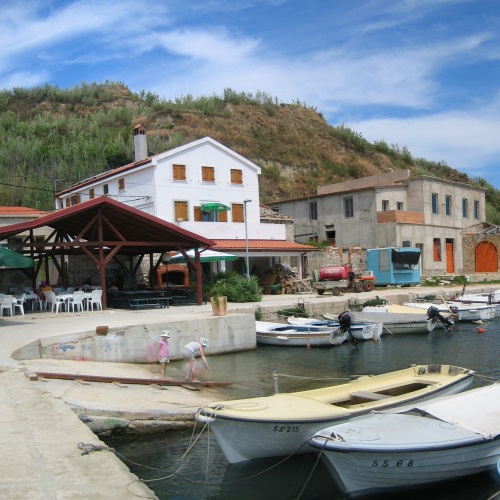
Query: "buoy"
478 327 485 334
472 320 483 325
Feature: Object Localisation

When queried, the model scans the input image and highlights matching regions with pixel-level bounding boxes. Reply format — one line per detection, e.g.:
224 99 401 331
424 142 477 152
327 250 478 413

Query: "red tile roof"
213 239 316 252
0 206 47 216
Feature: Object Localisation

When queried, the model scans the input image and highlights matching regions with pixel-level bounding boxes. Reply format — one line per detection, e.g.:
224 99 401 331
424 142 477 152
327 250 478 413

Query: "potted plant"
209 279 229 316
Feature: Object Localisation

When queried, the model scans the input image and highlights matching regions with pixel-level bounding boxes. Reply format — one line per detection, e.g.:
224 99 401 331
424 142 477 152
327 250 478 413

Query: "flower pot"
210 296 227 316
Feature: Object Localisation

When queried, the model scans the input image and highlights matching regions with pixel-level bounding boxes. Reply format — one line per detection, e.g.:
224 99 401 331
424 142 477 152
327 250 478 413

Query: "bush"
208 272 262 303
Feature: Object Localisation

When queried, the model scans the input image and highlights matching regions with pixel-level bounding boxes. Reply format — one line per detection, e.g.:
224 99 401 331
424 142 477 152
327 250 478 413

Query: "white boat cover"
414 384 500 439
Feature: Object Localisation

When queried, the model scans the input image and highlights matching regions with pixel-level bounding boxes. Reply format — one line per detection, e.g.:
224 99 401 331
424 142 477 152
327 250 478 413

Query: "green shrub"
208 272 262 303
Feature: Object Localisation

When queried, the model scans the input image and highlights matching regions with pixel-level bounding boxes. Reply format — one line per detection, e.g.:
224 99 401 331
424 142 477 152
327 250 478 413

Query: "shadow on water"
106 318 500 499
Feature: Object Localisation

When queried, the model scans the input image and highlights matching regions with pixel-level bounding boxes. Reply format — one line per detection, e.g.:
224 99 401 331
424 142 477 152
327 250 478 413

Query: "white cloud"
347 109 500 181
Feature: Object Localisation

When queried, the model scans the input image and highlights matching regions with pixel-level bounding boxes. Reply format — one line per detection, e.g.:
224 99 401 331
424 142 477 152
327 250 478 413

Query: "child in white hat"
155 330 171 380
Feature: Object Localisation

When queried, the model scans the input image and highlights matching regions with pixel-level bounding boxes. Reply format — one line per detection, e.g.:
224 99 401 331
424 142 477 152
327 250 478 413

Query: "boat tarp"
414 384 500 439
391 249 420 266
351 312 430 324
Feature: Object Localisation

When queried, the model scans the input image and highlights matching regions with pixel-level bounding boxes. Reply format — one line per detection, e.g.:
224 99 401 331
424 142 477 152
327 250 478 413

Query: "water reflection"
107 319 500 499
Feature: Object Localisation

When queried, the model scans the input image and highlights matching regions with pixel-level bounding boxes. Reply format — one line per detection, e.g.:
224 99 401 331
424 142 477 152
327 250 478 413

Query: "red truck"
314 263 375 295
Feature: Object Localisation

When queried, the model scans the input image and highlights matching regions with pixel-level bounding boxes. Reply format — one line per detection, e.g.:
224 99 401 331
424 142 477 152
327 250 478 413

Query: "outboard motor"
427 306 453 331
338 311 351 332
338 311 358 346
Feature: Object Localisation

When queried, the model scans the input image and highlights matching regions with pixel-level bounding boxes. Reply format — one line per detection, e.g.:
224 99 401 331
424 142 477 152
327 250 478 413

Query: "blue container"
366 247 420 286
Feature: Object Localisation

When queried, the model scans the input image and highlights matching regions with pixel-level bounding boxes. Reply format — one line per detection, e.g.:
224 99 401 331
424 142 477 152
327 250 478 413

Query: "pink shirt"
158 340 170 357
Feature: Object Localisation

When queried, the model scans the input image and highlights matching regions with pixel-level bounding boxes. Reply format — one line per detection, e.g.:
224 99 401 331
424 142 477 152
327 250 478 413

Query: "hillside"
0 82 499 223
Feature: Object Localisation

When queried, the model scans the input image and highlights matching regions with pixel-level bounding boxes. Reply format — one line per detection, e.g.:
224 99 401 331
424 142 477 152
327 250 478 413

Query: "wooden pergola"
0 197 214 308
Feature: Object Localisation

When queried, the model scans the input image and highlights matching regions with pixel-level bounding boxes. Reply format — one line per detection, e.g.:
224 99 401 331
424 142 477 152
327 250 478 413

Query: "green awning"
201 203 231 213
0 247 34 269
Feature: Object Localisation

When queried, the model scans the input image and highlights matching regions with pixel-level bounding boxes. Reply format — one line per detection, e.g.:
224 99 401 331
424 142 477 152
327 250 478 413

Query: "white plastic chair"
13 293 25 315
88 289 103 311
68 291 85 313
1 296 15 317
44 291 66 313
32 295 44 311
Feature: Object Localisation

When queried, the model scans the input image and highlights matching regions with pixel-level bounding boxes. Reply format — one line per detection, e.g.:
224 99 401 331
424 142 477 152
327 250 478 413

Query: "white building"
56 126 313 278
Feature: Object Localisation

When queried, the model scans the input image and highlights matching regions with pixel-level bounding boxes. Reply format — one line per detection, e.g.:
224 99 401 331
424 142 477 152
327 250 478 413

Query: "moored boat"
255 321 337 347
351 310 438 334
322 313 383 340
404 300 496 321
286 316 379 344
196 364 475 463
309 383 500 496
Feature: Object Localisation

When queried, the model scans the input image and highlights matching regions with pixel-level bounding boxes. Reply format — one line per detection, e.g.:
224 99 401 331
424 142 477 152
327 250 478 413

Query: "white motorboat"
255 321 338 347
322 313 383 340
286 316 378 344
309 384 500 495
404 300 496 322
350 310 439 334
196 364 475 463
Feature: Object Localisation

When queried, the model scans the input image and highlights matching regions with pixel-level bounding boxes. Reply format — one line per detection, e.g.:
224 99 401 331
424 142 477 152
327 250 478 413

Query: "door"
475 241 498 272
445 240 454 273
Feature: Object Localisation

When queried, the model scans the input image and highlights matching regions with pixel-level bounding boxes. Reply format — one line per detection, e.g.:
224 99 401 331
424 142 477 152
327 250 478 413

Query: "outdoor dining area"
0 287 103 316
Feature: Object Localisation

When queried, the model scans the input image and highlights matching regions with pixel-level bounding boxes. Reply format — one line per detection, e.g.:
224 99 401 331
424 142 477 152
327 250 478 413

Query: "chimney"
133 124 148 162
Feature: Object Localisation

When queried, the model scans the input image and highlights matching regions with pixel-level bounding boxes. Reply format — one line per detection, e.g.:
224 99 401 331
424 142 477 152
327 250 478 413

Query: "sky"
2 0 500 188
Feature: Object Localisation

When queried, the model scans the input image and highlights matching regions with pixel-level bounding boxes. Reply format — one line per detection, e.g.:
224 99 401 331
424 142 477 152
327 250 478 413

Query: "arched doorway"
475 241 498 272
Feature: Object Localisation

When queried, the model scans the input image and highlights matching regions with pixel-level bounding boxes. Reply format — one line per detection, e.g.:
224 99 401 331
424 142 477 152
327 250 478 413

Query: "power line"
0 182 53 192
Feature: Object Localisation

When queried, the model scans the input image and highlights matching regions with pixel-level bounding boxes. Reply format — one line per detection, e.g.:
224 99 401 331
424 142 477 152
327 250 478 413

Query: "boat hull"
311 412 500 494
197 365 474 463
255 321 337 346
351 311 437 334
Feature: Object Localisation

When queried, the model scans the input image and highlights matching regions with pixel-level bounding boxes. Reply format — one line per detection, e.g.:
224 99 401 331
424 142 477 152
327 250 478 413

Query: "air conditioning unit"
176 218 184 222
402 240 412 247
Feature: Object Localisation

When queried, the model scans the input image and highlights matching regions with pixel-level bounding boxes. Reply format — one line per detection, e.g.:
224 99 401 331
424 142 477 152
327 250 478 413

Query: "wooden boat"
309 384 500 495
255 321 338 347
350 310 439 334
196 364 475 463
322 313 383 340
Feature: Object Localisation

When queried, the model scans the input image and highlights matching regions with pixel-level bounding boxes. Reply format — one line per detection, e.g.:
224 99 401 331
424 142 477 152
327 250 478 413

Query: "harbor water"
106 318 500 499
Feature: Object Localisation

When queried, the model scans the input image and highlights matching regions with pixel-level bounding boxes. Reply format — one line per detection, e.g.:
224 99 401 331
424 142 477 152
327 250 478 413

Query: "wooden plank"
349 390 391 401
34 371 233 387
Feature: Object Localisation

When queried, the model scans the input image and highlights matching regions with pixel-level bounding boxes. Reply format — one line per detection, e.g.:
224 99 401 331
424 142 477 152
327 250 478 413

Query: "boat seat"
349 390 391 401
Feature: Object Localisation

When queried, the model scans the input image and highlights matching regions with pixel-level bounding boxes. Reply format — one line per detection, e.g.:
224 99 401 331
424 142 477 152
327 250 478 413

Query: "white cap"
161 330 170 337
199 337 208 347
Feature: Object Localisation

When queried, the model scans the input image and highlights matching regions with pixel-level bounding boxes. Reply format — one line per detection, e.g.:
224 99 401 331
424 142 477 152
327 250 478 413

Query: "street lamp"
243 199 252 278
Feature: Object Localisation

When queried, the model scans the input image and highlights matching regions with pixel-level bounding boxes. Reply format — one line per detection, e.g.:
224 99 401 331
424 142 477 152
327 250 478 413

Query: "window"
474 200 479 219
173 164 186 181
103 184 109 195
194 206 228 222
118 178 125 190
326 230 336 244
230 169 243 185
445 195 451 216
382 200 389 211
433 238 441 261
70 194 81 206
309 201 318 220
201 166 215 182
402 240 412 247
462 198 468 218
232 203 244 222
271 206 280 214
397 202 404 210
344 197 353 218
174 201 188 221
89 188 95 199
431 193 438 214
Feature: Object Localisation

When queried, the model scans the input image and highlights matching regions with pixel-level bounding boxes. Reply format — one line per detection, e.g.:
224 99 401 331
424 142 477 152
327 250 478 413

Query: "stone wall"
12 314 256 362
